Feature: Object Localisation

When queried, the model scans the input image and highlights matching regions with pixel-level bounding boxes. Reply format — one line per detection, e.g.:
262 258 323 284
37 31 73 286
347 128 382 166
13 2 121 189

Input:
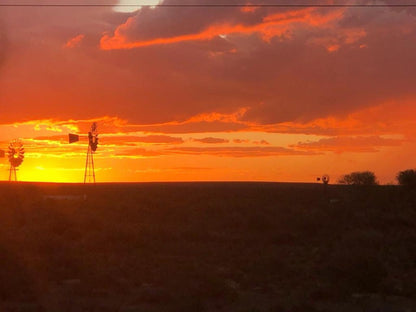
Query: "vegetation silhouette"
338 171 378 185
396 169 416 189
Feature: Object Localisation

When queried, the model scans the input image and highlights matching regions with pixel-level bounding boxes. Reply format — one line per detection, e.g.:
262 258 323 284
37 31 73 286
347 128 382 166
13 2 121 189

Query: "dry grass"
0 182 415 311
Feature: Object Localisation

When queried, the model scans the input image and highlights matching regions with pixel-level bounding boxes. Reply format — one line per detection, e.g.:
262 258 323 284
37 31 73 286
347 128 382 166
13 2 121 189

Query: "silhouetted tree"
338 171 378 185
397 169 416 188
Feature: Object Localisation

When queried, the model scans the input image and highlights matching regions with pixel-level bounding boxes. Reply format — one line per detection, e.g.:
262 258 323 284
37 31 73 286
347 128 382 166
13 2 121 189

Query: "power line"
1 3 416 7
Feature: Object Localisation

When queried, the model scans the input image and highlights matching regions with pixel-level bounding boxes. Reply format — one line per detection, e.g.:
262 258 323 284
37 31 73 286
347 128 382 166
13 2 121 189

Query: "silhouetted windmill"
7 139 25 182
321 174 330 185
317 174 330 200
68 122 99 183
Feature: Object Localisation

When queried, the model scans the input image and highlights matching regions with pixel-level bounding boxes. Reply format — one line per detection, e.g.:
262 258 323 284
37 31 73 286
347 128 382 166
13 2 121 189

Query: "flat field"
0 182 415 311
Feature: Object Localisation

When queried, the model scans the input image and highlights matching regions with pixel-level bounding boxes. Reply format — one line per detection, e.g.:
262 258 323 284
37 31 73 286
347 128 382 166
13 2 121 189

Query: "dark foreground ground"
0 182 415 311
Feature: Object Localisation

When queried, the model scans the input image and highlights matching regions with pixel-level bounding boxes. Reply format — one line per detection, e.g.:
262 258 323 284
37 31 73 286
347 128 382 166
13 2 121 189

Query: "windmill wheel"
8 139 24 168
89 122 99 152
322 174 330 185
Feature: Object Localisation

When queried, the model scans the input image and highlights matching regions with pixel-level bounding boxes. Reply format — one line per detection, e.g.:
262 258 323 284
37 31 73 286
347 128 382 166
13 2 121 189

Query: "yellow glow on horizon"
0 108 414 184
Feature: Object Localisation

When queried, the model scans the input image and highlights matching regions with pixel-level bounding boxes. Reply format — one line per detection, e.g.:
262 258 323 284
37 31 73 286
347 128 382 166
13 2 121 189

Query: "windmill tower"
7 139 25 182
0 149 5 180
69 122 99 184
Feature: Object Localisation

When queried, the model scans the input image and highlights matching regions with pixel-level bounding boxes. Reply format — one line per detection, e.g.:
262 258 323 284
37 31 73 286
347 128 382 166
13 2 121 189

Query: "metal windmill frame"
68 122 99 184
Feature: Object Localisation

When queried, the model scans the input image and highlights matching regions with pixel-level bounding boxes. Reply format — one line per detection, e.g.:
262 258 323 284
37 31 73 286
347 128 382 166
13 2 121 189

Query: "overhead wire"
0 3 416 7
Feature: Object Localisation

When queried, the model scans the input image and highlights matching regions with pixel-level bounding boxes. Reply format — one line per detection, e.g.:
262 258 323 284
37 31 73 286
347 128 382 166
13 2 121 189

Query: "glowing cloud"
100 8 344 50
64 34 85 48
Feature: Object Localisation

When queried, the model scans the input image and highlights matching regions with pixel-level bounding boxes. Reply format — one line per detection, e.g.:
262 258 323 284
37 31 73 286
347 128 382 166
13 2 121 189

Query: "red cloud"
233 139 249 144
105 135 183 145
193 137 229 144
100 8 343 50
253 140 270 145
167 146 318 157
64 34 85 48
3 3 416 137
292 136 404 153
241 6 258 14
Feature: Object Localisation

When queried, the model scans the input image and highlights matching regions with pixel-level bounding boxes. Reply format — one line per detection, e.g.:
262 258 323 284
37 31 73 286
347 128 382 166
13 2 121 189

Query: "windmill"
69 122 99 183
316 174 330 185
7 139 25 182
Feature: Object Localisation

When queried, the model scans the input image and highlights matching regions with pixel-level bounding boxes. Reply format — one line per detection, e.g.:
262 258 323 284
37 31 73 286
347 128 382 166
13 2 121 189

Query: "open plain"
0 182 415 311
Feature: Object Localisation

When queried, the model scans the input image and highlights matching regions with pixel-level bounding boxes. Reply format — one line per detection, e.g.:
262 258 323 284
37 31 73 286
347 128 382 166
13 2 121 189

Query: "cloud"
2 2 416 134
1 1 416 184
167 146 318 157
193 137 229 144
113 148 167 158
169 166 211 171
64 34 85 48
104 135 184 145
292 136 404 153
253 140 270 145
100 7 343 50
9 97 416 142
114 0 162 13
26 133 184 162
308 28 366 52
0 16 7 74
32 135 69 143
259 101 416 137
233 139 250 144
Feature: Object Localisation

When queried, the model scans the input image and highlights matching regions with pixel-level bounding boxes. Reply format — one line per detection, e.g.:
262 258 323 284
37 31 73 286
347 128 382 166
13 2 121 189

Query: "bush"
397 169 416 188
338 171 378 185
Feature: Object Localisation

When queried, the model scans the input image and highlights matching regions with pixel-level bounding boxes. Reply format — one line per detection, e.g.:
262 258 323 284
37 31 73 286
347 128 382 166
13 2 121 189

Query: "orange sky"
0 1 415 183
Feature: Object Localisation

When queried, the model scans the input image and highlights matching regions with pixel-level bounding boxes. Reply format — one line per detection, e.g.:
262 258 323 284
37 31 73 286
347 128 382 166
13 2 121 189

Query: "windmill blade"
69 134 80 144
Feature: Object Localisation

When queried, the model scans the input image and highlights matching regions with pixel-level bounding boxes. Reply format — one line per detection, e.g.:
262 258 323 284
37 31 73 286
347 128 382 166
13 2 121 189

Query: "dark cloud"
167 146 318 157
253 140 270 145
292 136 404 153
117 0 271 42
233 139 249 144
193 137 229 144
0 17 7 73
105 135 184 145
240 23 416 124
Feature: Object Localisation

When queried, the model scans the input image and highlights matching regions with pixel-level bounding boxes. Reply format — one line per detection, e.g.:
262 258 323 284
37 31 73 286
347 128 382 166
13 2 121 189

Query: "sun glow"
114 0 161 13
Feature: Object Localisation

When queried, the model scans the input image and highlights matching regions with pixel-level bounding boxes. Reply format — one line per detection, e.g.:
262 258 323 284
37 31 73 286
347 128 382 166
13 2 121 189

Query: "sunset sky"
0 0 416 183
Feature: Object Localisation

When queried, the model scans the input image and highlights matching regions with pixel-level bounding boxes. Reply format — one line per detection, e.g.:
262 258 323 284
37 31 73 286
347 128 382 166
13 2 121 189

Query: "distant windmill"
68 122 99 184
7 139 25 182
316 174 330 185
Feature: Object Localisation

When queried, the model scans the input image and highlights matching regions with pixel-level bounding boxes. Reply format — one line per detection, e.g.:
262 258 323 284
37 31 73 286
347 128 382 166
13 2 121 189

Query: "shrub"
397 169 416 188
338 171 378 185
